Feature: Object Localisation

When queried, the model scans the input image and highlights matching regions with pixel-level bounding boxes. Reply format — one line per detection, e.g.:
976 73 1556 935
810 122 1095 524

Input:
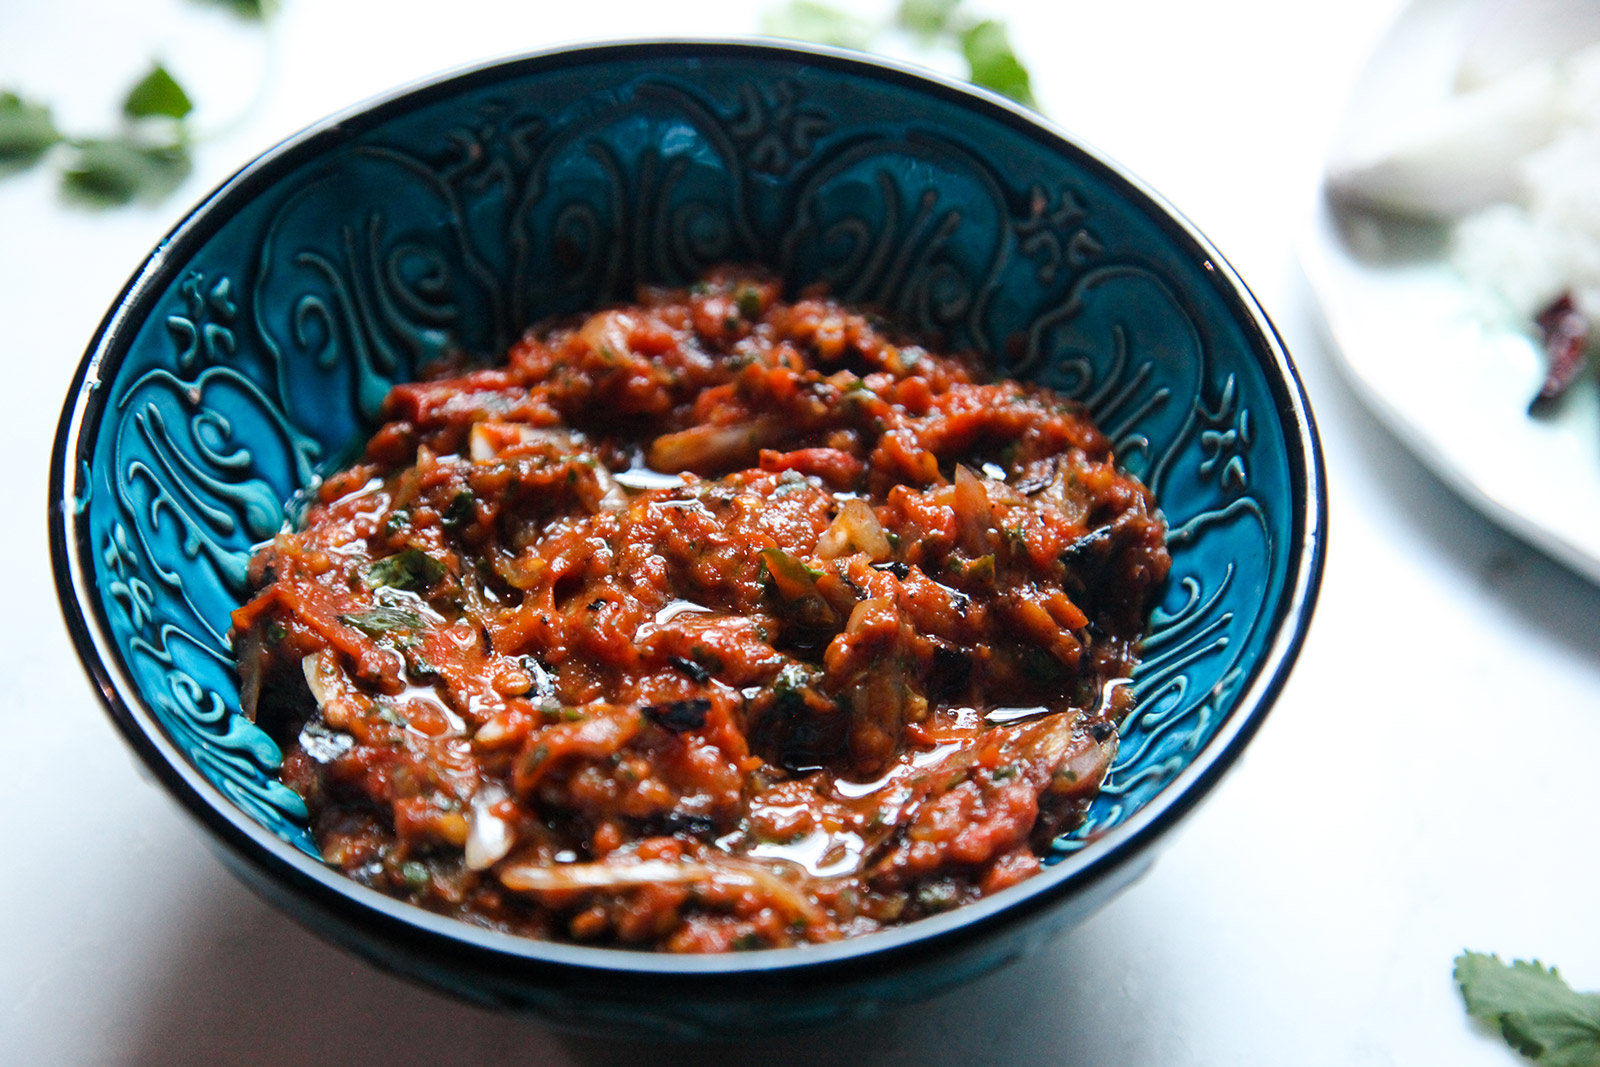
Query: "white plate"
1300 0 1600 584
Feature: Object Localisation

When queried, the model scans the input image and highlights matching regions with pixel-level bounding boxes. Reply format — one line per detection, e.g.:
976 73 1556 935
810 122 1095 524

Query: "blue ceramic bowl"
50 40 1324 1037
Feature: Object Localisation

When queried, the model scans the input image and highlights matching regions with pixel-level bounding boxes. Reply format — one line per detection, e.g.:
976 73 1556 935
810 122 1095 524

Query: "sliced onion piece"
464 785 516 871
952 464 998 556
301 650 331 708
497 855 830 929
648 417 782 473
588 460 629 512
816 498 891 561
499 859 716 892
468 423 579 462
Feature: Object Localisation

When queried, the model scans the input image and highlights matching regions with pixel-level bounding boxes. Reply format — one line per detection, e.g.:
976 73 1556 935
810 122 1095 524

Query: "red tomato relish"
231 270 1170 952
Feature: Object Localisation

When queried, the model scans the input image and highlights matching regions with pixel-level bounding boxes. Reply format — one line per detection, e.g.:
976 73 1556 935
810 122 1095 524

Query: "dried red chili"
1530 291 1590 412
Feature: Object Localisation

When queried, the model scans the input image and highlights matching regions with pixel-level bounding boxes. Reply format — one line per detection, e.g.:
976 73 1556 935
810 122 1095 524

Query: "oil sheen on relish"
231 269 1169 952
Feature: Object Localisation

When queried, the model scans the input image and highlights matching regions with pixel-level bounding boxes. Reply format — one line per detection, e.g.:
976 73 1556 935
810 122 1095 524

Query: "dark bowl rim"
49 36 1327 982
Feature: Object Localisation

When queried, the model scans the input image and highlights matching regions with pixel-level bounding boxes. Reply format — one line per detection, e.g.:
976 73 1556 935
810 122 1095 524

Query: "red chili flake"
1530 292 1590 413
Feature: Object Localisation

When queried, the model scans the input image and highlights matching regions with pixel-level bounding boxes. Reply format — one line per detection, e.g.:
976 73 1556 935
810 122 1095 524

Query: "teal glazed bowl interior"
51 40 1324 1036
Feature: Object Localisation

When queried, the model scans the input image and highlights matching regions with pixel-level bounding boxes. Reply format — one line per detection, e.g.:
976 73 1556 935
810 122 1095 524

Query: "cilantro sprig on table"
1456 951 1600 1065
195 0 274 18
0 0 270 206
0 64 197 207
761 0 1036 108
0 65 194 206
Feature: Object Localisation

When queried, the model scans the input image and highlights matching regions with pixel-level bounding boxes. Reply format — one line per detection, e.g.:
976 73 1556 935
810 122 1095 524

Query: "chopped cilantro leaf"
915 881 960 913
735 286 763 319
363 547 446 592
442 491 475 531
340 607 424 635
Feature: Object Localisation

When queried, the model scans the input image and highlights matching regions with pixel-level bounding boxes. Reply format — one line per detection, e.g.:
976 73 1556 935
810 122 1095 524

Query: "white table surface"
7 1 1598 1064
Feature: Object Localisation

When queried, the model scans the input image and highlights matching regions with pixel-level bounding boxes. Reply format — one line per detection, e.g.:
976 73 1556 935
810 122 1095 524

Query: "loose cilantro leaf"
897 0 963 35
3 0 269 206
363 548 447 592
123 63 194 121
340 607 424 636
191 0 274 19
763 0 1040 112
0 91 62 169
62 136 191 206
761 0 873 50
1456 951 1600 1066
960 19 1035 107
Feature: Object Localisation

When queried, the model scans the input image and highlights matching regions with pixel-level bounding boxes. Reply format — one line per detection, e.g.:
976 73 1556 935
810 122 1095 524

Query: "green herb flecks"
772 662 814 699
915 880 961 913
735 285 764 320
340 607 425 636
364 548 447 593
407 652 440 679
759 547 835 626
1456 951 1600 1065
960 553 996 585
442 491 476 531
